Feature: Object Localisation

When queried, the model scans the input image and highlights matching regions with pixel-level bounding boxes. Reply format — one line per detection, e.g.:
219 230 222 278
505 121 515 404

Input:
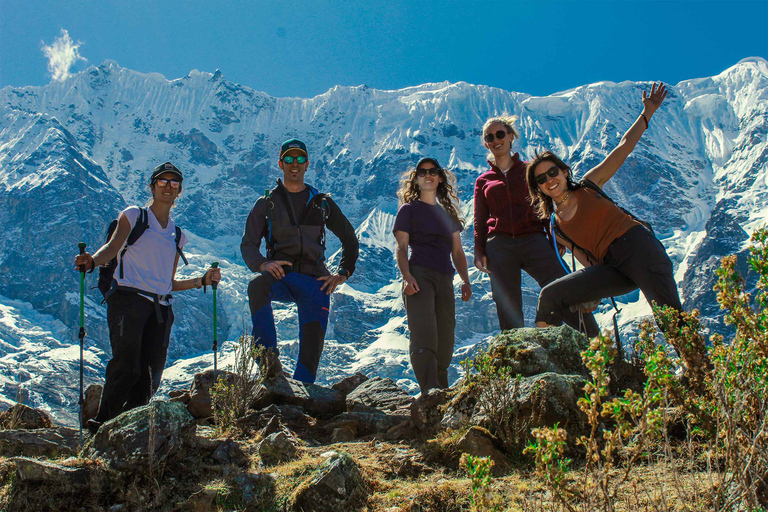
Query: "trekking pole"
77 242 87 448
211 262 219 381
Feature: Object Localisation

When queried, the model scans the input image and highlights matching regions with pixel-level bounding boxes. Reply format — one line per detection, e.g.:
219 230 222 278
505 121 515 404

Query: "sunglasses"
483 130 508 143
534 166 562 185
282 155 307 164
416 167 441 177
153 178 181 189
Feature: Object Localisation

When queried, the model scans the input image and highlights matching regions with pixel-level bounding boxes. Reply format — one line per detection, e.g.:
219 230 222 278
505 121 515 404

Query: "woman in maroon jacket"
474 116 598 335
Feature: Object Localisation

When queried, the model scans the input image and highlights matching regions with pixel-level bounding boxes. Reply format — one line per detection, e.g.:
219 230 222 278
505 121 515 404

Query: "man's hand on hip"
317 274 347 295
260 260 292 280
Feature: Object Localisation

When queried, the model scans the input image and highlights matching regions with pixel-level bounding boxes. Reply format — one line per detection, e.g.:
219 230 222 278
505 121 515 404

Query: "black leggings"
486 232 598 335
96 291 173 423
536 226 683 328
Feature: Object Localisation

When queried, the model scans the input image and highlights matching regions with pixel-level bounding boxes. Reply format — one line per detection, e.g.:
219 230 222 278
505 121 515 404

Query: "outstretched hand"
642 82 667 117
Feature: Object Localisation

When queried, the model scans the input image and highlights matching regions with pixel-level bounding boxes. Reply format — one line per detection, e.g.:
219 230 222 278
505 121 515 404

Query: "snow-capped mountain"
1 58 766 425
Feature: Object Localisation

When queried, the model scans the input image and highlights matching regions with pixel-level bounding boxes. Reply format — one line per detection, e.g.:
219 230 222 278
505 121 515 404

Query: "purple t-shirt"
393 200 462 276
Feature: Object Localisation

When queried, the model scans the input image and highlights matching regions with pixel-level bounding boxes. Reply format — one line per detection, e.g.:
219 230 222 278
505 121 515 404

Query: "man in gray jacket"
241 139 359 383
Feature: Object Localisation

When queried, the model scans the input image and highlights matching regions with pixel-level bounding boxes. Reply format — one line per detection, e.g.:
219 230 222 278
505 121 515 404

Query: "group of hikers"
74 82 682 433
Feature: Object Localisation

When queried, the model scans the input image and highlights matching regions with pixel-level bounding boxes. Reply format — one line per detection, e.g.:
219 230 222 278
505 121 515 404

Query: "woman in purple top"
394 157 472 394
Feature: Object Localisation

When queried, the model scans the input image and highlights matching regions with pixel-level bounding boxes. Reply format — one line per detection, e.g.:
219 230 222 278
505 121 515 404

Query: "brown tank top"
557 186 641 263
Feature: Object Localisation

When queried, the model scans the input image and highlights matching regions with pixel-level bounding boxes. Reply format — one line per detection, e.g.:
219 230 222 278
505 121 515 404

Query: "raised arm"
583 82 667 188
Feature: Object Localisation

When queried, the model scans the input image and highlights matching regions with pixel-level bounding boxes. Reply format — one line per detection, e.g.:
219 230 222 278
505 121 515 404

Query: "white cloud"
41 29 86 82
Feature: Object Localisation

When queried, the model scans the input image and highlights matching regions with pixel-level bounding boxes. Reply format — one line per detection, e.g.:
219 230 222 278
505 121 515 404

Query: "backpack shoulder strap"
174 226 188 266
119 207 150 279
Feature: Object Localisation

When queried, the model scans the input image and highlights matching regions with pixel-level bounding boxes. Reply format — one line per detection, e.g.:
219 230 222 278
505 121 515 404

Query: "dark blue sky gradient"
1 0 766 98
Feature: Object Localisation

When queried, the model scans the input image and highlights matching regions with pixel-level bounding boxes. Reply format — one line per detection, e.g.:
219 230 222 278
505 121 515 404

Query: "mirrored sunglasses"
282 155 307 164
154 178 181 189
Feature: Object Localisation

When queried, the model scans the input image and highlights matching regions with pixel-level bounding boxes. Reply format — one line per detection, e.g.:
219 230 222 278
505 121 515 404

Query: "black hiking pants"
95 291 173 423
403 265 456 393
486 232 599 336
536 225 683 328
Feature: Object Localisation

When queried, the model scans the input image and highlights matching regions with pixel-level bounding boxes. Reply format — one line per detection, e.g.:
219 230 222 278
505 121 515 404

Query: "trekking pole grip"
78 242 87 273
211 262 219 290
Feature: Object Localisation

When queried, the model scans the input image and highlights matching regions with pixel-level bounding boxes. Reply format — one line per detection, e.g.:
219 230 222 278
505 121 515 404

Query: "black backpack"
97 208 188 299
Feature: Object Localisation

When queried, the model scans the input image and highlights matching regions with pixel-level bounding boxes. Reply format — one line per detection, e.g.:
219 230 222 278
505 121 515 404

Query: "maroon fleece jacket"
473 153 548 256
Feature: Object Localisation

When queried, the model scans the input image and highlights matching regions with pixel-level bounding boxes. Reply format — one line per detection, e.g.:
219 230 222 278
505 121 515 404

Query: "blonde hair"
482 115 520 162
397 158 464 228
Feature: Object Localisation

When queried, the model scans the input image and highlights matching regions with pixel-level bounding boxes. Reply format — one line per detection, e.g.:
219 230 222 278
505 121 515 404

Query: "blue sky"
1 0 766 98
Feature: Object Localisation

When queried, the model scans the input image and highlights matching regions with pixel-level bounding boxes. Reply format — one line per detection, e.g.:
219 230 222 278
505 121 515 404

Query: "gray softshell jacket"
241 179 359 277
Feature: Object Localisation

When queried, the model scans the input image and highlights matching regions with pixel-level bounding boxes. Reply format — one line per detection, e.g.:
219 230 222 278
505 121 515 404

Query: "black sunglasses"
153 178 181 189
282 155 307 164
416 167 441 177
483 130 508 143
534 166 563 185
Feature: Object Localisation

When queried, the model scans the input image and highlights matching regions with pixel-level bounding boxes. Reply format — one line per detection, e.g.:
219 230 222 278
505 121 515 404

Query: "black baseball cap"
416 157 442 170
150 162 183 183
279 139 308 159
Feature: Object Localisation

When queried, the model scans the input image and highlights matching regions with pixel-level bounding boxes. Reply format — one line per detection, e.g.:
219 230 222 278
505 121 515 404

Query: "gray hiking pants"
403 265 456 393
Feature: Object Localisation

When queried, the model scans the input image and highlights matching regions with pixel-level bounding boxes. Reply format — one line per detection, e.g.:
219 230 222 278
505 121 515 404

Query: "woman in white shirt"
75 162 220 432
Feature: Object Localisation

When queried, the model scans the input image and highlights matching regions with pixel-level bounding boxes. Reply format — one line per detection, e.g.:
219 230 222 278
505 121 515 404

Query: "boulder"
331 427 355 443
513 372 588 432
324 411 408 438
0 427 79 457
0 404 53 429
288 452 367 512
235 471 276 504
258 431 298 465
487 326 590 377
12 457 89 487
455 426 509 476
211 438 249 465
410 388 448 437
87 401 196 469
81 384 103 426
187 369 238 419
345 377 413 412
237 404 316 437
331 372 368 396
251 375 345 417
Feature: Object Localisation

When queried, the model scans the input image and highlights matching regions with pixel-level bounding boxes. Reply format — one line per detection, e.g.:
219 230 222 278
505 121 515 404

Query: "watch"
338 269 350 278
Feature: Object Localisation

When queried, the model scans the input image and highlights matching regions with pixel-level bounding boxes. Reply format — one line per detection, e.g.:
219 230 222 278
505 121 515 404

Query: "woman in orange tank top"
524 83 683 334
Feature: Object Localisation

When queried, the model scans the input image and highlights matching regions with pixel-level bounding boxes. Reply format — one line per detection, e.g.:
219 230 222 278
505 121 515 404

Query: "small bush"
211 334 267 435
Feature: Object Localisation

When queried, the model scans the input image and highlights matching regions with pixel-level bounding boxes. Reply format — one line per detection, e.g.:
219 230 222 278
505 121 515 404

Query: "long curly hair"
397 157 464 228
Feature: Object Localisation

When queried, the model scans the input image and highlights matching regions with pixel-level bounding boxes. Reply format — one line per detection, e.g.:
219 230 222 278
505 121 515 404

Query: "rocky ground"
0 327 712 511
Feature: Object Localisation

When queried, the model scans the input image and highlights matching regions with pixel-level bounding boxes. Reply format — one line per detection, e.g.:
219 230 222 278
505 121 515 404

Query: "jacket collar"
487 152 522 176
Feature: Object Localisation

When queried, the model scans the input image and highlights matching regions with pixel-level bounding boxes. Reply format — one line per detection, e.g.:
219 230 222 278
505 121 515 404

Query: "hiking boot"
260 349 283 381
86 419 102 435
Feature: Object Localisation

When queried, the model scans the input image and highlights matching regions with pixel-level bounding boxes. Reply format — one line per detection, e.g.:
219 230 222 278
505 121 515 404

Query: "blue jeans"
248 271 330 383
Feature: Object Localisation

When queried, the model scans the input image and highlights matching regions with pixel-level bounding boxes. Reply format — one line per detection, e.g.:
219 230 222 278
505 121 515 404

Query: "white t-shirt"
115 206 188 304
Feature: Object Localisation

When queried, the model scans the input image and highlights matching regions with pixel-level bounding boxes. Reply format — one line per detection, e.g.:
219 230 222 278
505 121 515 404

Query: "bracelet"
195 277 202 289
641 114 649 129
